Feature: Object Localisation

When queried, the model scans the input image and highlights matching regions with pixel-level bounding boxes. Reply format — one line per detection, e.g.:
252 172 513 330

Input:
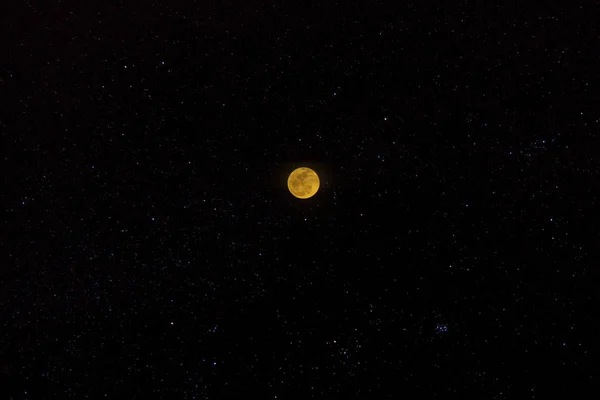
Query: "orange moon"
287 167 320 199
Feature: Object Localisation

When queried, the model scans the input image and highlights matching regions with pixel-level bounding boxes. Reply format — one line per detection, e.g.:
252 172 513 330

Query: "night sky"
2 1 600 398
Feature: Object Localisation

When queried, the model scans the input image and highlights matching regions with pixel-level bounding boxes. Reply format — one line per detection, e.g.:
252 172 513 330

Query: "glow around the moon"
287 167 320 199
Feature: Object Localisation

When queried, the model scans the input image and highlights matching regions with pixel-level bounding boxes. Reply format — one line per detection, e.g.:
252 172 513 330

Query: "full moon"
287 167 320 199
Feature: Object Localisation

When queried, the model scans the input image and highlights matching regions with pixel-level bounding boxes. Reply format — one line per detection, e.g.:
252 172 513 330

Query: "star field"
2 1 600 399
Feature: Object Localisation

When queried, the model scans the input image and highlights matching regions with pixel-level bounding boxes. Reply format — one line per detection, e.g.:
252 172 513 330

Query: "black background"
2 1 599 398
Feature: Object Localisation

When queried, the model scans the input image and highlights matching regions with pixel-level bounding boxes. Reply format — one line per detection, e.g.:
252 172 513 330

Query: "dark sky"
2 1 599 398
